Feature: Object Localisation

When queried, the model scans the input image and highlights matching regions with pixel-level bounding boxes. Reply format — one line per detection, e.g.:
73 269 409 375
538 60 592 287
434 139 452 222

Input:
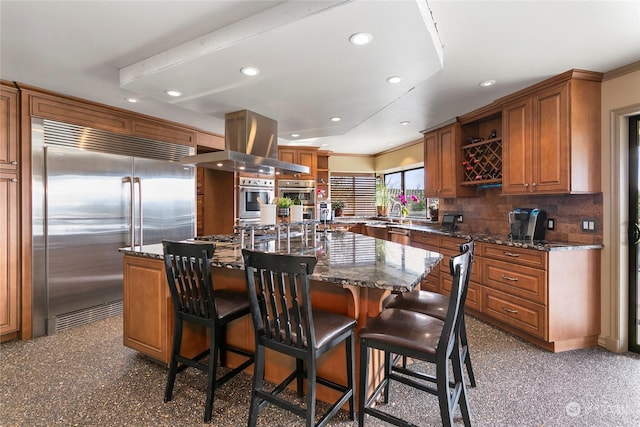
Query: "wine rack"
461 137 502 185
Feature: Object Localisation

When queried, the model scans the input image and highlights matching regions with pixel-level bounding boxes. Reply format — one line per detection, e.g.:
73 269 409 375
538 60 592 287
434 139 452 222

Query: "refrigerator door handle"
122 176 134 248
134 177 143 247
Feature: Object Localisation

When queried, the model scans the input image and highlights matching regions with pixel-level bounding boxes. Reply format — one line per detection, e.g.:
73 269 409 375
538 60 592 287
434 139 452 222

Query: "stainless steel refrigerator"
32 118 195 336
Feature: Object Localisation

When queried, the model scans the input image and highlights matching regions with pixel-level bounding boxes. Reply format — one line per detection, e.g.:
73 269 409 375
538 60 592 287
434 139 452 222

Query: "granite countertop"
119 231 443 293
330 217 603 251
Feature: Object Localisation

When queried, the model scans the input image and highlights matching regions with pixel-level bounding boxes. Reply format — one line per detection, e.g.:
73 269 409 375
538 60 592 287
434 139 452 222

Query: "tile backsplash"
440 188 603 244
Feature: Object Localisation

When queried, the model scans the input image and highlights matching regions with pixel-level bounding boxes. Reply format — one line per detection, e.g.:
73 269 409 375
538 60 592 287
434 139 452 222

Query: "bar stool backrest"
163 241 217 323
242 250 318 352
438 243 472 359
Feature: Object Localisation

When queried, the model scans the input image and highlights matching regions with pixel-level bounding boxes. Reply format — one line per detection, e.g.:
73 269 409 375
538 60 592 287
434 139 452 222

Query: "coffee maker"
508 208 547 241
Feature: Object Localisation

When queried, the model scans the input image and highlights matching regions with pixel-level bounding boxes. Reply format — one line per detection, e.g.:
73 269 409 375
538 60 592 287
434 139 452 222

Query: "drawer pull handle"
502 306 519 314
503 252 520 257
501 274 518 282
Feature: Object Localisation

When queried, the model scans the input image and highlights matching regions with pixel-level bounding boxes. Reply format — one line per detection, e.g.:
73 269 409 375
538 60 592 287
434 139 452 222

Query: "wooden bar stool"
242 249 356 427
162 240 254 423
358 246 473 427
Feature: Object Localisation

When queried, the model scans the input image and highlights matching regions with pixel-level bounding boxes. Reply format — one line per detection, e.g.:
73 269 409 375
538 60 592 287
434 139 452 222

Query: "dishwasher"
387 227 411 245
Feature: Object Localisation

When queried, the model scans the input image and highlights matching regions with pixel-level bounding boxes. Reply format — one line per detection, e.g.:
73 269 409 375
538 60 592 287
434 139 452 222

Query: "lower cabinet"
409 232 601 352
122 255 210 365
475 242 600 352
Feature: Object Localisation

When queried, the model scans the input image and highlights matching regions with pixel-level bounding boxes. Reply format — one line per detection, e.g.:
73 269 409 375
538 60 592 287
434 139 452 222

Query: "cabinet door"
532 84 569 193
0 172 19 336
278 148 296 165
502 97 532 194
297 148 317 178
438 126 458 197
424 131 440 197
0 88 19 172
123 256 169 362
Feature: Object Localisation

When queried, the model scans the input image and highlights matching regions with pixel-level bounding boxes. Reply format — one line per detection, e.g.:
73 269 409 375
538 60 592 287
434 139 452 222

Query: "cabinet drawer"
439 236 468 254
440 276 480 312
482 287 547 340
439 256 479 283
481 243 547 269
482 258 547 304
420 273 439 293
411 231 439 248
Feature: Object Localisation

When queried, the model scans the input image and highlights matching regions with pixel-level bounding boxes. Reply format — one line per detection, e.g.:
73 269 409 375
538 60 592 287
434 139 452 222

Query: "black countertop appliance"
508 208 547 241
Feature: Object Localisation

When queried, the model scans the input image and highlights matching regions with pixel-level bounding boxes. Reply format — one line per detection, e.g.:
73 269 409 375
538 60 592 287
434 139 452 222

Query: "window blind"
330 174 376 216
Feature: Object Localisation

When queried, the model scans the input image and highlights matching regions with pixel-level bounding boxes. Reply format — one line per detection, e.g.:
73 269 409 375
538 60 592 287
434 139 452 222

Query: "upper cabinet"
278 146 318 180
458 105 503 187
424 122 474 198
499 70 602 195
316 150 331 199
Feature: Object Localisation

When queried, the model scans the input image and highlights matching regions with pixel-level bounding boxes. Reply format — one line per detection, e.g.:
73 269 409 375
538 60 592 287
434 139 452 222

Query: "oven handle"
278 187 314 192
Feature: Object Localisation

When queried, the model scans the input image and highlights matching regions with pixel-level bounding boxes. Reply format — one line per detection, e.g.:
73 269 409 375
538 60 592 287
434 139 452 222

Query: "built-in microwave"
238 177 274 221
277 179 315 219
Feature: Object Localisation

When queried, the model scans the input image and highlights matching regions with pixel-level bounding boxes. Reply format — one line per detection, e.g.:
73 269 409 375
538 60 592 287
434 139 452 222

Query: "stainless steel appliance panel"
132 157 195 245
32 118 196 336
277 179 316 219
238 177 274 220
46 146 132 319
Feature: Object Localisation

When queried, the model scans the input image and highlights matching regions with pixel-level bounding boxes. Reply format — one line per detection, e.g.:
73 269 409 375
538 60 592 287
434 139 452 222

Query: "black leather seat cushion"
385 290 449 320
358 308 444 356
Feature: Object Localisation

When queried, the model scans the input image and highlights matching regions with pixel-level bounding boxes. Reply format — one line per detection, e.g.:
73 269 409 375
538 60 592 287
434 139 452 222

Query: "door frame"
628 114 640 353
605 103 640 352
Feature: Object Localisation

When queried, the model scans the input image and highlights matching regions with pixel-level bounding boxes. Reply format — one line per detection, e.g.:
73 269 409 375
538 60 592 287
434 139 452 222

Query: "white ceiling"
2 1 639 155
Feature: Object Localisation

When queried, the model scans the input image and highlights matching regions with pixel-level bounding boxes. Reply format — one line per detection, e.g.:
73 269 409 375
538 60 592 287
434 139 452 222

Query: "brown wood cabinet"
475 242 600 351
500 70 602 195
424 123 474 198
122 254 210 365
0 84 20 340
130 117 195 146
316 150 331 202
278 146 318 180
409 231 480 308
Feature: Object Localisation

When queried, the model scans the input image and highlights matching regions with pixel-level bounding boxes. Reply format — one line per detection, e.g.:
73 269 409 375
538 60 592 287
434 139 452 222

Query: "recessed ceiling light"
479 79 496 87
165 90 182 97
386 76 402 84
291 133 300 138
216 163 223 167
239 166 246 170
125 97 139 103
240 66 260 76
400 121 410 126
349 32 373 45
330 117 341 122
388 142 395 146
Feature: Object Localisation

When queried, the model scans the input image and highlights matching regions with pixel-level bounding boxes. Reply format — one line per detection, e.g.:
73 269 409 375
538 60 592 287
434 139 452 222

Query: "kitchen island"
120 230 443 404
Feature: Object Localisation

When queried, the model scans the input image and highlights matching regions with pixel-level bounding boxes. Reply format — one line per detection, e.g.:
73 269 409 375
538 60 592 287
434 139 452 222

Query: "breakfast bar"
120 230 443 404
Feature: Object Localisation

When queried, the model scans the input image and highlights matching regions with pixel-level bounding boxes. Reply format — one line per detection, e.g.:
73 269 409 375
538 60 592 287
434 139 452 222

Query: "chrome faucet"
389 201 402 222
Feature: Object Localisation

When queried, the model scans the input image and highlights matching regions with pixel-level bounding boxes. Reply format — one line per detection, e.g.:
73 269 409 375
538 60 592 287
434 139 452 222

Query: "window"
384 167 428 218
330 174 376 216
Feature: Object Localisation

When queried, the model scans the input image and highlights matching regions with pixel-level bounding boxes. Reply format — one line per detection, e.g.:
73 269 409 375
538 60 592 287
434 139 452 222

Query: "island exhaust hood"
180 110 310 175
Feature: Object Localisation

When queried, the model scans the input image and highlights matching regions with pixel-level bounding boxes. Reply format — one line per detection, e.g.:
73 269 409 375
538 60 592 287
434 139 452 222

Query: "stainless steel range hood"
180 110 309 175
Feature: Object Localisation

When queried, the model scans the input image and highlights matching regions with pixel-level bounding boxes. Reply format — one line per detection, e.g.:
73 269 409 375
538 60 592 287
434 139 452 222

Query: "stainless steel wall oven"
277 179 316 219
238 177 275 221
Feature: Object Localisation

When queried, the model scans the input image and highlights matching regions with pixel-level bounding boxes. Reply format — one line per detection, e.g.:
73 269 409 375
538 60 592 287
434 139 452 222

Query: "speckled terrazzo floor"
1 316 639 427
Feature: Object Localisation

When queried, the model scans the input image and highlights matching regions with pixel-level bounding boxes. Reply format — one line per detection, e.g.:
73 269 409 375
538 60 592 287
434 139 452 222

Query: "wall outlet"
547 218 555 230
455 214 463 223
581 219 596 232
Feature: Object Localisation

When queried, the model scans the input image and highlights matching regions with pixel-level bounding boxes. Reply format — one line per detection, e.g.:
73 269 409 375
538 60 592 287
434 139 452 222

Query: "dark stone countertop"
330 217 603 251
119 231 443 293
